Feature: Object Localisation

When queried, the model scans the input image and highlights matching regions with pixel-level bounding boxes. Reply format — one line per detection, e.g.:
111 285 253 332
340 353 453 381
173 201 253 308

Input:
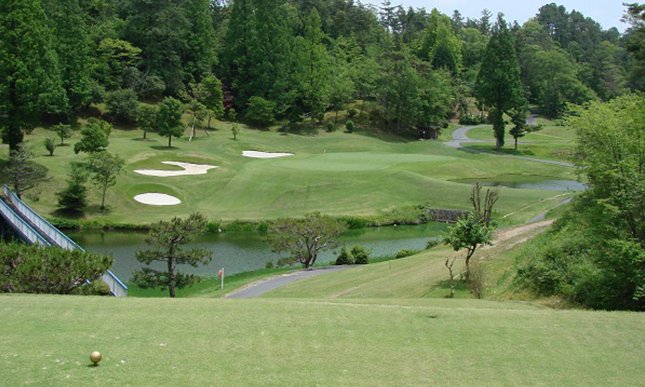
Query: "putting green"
273 152 455 171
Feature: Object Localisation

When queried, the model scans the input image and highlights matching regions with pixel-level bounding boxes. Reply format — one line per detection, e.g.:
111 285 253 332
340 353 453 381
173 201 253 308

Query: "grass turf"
1 294 642 386
0 121 576 225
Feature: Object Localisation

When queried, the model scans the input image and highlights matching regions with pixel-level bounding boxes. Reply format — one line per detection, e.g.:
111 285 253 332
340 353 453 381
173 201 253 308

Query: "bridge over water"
0 185 127 297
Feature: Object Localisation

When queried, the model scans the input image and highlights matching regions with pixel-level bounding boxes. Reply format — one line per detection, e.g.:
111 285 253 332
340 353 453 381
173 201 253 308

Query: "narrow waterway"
68 223 449 281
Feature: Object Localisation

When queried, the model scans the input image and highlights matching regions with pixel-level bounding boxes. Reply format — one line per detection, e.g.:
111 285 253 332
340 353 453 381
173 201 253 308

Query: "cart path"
225 266 351 299
444 124 574 167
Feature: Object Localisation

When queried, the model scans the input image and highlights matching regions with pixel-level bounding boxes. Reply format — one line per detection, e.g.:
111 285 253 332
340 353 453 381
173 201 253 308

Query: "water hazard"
68 223 449 281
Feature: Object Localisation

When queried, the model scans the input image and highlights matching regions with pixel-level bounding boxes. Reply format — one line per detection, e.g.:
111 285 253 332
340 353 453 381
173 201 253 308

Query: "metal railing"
0 197 51 246
3 185 82 251
2 185 127 297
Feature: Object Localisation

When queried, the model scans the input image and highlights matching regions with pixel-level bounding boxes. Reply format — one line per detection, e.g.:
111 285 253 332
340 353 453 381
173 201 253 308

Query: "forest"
1 0 643 150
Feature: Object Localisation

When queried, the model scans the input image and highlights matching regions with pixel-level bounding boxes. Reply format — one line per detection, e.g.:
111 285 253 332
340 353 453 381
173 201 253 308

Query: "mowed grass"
465 123 576 161
0 121 576 225
1 295 642 386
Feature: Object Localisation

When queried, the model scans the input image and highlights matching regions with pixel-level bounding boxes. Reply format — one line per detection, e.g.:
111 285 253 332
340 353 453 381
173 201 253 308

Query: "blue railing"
2 185 127 297
0 198 51 246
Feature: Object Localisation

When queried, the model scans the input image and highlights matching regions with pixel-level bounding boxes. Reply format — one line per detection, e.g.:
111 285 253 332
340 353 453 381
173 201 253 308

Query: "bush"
44 138 56 156
326 122 335 132
245 96 276 127
345 119 354 133
426 239 440 249
351 245 370 264
347 108 358 118
467 261 486 298
0 242 112 294
458 114 483 125
395 249 418 259
335 247 354 265
276 256 296 267
105 88 139 123
265 261 274 269
72 280 111 296
337 216 368 230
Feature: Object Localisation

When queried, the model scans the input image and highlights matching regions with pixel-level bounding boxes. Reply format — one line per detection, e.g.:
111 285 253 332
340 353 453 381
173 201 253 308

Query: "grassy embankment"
463 119 577 161
0 118 576 227
1 294 643 385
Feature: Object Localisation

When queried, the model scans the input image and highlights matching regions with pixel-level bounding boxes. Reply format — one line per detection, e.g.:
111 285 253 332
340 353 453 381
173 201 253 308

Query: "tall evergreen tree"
247 0 295 111
221 0 256 108
0 0 68 150
43 0 93 113
297 8 331 120
183 0 217 83
122 0 189 94
475 14 524 149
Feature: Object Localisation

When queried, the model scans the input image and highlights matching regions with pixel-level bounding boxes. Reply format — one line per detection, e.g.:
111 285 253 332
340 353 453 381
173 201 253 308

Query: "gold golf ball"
90 351 102 364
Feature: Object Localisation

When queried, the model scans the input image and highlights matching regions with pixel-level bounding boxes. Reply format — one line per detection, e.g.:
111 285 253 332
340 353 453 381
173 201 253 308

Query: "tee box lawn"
0 294 642 385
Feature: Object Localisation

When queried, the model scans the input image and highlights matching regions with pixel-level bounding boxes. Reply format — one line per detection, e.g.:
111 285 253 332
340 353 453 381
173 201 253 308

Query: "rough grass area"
0 120 575 225
1 295 642 386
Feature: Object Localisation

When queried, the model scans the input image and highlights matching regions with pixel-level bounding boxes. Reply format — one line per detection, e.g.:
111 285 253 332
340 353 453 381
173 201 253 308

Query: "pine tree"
184 0 217 82
43 0 93 113
221 0 256 108
298 8 331 120
0 0 68 150
475 14 525 149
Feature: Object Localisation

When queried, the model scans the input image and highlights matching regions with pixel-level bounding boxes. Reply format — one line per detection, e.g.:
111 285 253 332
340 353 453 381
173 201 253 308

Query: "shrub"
347 108 358 118
426 239 440 249
326 122 335 132
335 247 354 265
44 138 56 156
395 249 418 259
105 88 139 123
467 261 486 298
265 261 274 269
276 256 297 267
245 96 276 127
458 114 483 125
345 119 354 133
351 245 370 264
337 216 368 230
0 242 112 294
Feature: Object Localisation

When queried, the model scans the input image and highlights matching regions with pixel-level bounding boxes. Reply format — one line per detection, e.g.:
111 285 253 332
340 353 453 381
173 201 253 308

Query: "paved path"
444 125 574 167
225 266 350 299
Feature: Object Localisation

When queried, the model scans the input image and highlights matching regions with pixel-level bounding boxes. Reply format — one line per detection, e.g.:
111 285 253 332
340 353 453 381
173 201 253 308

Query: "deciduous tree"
269 213 347 269
443 183 498 297
74 119 111 154
157 97 184 147
87 151 124 210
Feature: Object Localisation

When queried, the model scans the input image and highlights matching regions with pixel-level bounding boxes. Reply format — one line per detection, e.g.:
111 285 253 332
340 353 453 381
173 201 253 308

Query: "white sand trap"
134 193 181 206
242 150 294 159
134 161 218 177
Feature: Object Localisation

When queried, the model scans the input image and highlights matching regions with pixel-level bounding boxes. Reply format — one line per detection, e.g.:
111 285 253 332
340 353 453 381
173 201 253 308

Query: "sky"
362 0 629 32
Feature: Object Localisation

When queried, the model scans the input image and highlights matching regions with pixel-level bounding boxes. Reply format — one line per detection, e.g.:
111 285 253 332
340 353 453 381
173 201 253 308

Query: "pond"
454 177 586 192
68 222 449 281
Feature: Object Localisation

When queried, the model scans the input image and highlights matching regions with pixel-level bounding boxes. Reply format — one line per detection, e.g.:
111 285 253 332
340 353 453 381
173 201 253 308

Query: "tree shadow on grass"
425 279 470 298
149 145 176 151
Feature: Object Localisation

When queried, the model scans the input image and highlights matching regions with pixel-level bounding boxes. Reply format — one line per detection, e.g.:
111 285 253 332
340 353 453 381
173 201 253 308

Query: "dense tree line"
1 0 642 149
517 94 644 311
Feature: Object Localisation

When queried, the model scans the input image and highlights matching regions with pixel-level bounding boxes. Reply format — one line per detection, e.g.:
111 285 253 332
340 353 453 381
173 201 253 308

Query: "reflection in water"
455 178 586 192
68 223 449 281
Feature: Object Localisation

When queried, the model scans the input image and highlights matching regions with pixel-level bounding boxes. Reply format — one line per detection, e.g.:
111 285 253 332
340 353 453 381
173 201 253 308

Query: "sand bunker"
242 151 294 159
134 161 218 177
134 193 181 206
